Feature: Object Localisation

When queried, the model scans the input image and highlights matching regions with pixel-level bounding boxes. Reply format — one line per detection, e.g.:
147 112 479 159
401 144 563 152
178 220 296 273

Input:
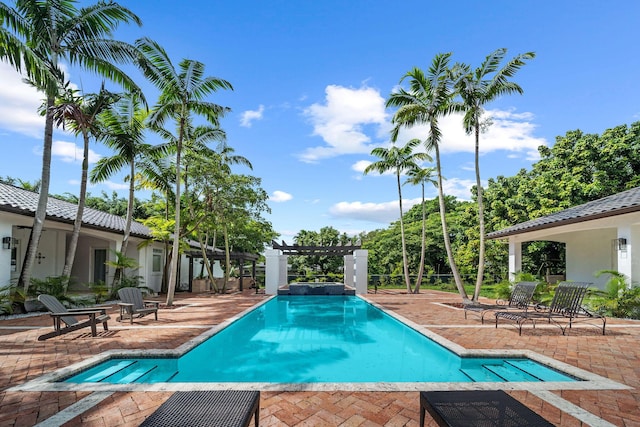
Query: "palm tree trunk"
166 124 184 305
19 96 55 292
474 123 486 301
112 159 136 287
223 224 231 294
61 129 91 280
414 182 426 293
397 172 412 293
210 228 219 293
435 145 468 301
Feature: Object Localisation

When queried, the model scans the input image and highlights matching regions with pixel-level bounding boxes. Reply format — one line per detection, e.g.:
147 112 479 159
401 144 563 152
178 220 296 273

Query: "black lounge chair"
419 390 554 427
139 390 260 427
37 294 110 341
464 281 538 323
495 281 606 335
117 287 159 324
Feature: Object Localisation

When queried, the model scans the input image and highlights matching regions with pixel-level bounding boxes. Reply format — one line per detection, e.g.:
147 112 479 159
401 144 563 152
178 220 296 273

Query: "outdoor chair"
495 281 606 335
37 294 110 341
139 390 260 427
464 281 538 324
419 390 554 427
117 287 159 324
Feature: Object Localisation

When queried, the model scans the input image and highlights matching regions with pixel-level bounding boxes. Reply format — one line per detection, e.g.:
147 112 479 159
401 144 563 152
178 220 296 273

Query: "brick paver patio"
1 289 638 426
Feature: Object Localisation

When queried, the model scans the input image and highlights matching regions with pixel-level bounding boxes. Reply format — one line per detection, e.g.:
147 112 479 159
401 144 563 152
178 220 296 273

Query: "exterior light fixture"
2 237 10 250
617 238 627 251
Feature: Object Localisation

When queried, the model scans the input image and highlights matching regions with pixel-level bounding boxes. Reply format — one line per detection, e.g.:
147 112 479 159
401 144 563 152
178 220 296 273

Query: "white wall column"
279 254 288 285
353 249 368 295
617 225 632 285
343 254 354 287
508 237 522 281
265 249 281 295
0 220 12 286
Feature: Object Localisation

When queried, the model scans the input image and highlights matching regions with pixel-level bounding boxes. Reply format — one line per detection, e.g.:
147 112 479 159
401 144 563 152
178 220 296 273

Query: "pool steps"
66 358 570 384
66 360 178 384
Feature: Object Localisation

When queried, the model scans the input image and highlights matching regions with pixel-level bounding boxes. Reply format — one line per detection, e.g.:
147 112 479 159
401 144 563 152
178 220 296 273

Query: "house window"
152 249 162 272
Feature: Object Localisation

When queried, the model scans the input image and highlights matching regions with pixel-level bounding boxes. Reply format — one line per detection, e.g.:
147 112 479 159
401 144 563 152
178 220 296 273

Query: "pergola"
185 248 260 292
270 240 361 256
265 240 368 295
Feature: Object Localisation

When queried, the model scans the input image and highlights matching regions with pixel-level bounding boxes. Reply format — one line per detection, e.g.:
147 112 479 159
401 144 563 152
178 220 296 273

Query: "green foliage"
104 250 147 295
87 281 110 304
29 276 70 298
587 270 640 319
290 227 356 276
363 196 471 279
0 284 22 315
493 280 513 300
28 276 78 306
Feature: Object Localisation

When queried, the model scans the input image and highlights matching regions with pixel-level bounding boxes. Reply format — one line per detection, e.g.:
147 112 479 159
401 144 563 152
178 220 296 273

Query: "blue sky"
1 1 639 243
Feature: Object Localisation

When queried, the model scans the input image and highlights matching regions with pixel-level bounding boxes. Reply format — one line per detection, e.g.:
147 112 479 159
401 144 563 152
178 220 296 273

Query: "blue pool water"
64 296 577 384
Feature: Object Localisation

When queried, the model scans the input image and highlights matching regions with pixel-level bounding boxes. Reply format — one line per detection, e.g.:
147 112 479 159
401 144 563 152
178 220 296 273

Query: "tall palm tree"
50 84 119 279
150 121 228 293
90 92 151 286
136 37 232 305
0 0 142 291
386 52 469 301
364 138 430 293
405 164 437 293
455 48 535 301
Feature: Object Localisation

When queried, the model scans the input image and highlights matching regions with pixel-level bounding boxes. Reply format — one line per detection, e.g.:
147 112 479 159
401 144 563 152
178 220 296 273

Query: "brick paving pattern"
0 289 638 426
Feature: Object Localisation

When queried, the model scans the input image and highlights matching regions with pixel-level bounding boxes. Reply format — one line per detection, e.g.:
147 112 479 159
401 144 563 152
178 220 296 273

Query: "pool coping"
9 294 630 393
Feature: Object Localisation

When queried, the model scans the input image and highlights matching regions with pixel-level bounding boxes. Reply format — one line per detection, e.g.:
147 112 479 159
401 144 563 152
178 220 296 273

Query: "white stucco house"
487 186 640 289
0 182 216 293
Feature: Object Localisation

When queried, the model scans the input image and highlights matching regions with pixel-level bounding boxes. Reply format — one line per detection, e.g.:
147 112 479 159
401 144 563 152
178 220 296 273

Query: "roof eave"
487 204 640 239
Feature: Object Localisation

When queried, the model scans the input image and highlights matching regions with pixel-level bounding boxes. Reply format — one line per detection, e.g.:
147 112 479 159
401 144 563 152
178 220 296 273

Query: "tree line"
292 121 640 294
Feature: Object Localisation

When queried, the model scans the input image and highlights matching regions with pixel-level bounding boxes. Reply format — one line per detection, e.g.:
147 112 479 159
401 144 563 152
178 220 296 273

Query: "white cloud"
328 177 480 224
299 85 389 162
276 229 297 243
51 140 102 164
240 105 265 127
270 190 293 202
329 197 422 224
0 62 45 138
441 178 477 201
102 180 129 190
351 160 371 173
394 109 547 161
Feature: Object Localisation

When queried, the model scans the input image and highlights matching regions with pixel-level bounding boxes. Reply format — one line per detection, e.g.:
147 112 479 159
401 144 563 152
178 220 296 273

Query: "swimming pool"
63 296 576 384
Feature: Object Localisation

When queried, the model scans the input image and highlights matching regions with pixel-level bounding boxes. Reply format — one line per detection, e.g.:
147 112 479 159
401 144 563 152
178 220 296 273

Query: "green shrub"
28 276 77 306
494 280 513 300
587 270 640 319
0 283 21 315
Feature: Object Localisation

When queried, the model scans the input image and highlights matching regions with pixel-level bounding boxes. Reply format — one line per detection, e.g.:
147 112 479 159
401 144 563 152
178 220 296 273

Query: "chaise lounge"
495 281 606 335
37 294 110 341
464 281 538 324
139 390 260 427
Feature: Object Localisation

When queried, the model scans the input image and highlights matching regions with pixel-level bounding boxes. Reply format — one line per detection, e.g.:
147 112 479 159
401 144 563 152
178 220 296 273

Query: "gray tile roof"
487 186 640 239
0 182 152 238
